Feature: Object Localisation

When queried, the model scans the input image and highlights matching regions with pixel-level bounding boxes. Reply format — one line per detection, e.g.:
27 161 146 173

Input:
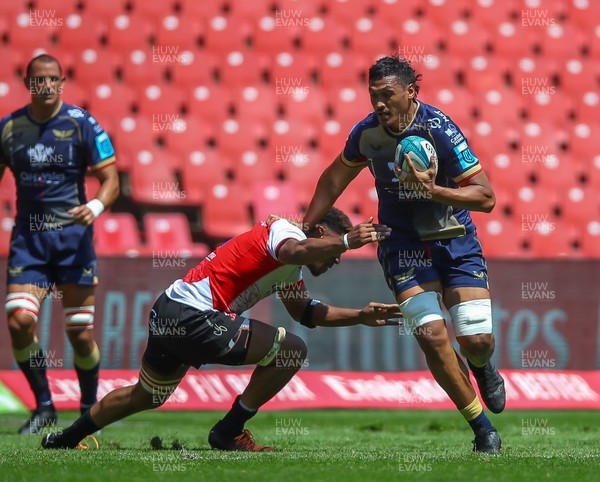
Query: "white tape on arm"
86 198 105 218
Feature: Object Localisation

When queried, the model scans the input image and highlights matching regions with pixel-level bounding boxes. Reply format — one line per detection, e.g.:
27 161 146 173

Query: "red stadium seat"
233 85 279 128
558 186 599 228
490 20 540 59
471 217 528 258
566 122 600 164
161 116 213 165
7 12 56 51
202 183 253 239
155 15 203 52
106 14 153 52
81 0 126 22
280 86 327 127
87 82 137 120
528 153 575 191
483 152 531 197
94 213 142 257
523 90 572 126
56 13 105 52
186 84 231 126
252 15 298 56
112 115 156 171
424 87 475 126
278 148 324 206
518 121 568 161
168 51 217 88
317 51 364 88
231 148 278 189
581 221 600 257
73 48 120 85
178 0 224 19
136 84 185 117
216 118 268 164
559 58 599 98
0 216 15 256
474 87 524 126
317 119 348 161
277 0 321 19
180 148 230 204
251 181 301 223
268 119 316 155
442 18 491 58
573 90 600 125
33 0 78 21
143 213 209 258
129 0 176 24
0 79 29 113
467 0 519 30
511 186 559 234
328 85 372 128
0 46 22 79
298 17 347 56
463 56 508 93
539 21 585 61
347 16 395 60
122 49 165 85
269 51 314 87
202 15 249 54
229 0 274 25
218 50 265 89
129 148 182 205
324 0 371 23
527 226 581 259
392 17 442 58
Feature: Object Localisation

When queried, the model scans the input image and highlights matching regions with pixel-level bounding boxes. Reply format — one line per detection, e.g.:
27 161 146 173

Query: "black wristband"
300 299 320 329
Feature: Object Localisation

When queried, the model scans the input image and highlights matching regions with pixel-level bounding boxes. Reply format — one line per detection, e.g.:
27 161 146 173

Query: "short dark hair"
368 54 422 96
317 207 352 235
26 54 62 77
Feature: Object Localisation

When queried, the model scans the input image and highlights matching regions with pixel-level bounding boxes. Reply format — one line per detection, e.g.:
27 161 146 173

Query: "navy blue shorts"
378 231 489 296
7 222 98 287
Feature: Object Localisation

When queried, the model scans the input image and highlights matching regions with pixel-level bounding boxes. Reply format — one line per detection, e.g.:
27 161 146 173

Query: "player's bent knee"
448 299 492 337
138 365 183 408
257 327 287 367
5 292 40 327
399 291 445 334
278 333 307 369
457 334 493 358
64 306 95 331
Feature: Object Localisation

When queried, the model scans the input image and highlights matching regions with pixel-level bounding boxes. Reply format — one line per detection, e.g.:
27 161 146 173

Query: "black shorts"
142 293 252 373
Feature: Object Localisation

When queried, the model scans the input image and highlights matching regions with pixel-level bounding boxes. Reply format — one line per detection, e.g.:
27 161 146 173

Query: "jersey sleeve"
267 219 307 261
341 120 369 168
0 116 9 167
80 111 116 171
433 115 482 185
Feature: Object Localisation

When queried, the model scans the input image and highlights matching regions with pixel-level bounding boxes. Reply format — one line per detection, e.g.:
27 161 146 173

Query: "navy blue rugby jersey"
0 101 115 226
341 100 483 247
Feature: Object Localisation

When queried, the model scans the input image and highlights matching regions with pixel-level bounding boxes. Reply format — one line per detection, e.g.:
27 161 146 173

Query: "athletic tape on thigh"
64 306 95 330
257 327 286 367
448 299 492 336
217 318 251 357
399 291 444 328
139 365 184 395
5 292 41 323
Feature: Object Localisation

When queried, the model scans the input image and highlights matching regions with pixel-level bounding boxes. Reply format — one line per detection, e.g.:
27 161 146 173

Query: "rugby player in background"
0 54 119 434
304 55 504 452
42 209 401 451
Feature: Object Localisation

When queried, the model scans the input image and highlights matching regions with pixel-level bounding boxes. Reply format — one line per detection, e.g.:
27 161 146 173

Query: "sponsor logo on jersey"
427 117 442 129
93 124 103 133
445 124 465 145
87 116 97 125
473 271 486 279
67 108 84 118
82 267 94 276
94 132 115 160
453 141 479 170
433 110 449 122
52 128 74 141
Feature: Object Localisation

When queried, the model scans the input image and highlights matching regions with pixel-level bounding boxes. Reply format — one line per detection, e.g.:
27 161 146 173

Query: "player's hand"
68 205 96 226
345 216 391 248
397 153 437 195
359 302 403 326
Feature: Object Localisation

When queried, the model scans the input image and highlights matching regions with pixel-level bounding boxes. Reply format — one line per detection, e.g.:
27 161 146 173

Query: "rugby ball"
394 136 437 182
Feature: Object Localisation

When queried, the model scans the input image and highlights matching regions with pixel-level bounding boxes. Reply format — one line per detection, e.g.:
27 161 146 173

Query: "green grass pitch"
0 409 598 482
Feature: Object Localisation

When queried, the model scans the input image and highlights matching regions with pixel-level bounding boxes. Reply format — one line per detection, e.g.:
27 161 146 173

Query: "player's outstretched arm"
278 217 391 265
304 155 363 231
280 286 401 328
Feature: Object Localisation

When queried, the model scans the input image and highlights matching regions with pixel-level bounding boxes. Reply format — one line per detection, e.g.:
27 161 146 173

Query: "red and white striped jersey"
165 219 305 313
